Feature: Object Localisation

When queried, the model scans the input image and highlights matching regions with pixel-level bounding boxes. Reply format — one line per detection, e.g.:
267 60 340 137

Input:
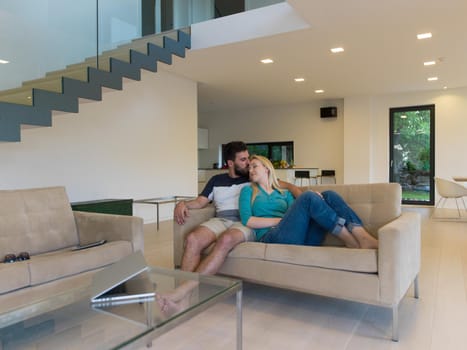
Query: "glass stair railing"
0 29 183 107
0 29 190 142
0 0 284 142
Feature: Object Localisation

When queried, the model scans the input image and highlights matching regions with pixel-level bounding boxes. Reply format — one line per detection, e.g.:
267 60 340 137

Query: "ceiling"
161 0 467 113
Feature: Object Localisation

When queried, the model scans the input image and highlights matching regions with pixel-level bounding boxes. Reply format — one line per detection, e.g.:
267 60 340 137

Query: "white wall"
0 70 198 222
342 96 373 184
342 87 467 187
199 100 345 183
200 86 467 208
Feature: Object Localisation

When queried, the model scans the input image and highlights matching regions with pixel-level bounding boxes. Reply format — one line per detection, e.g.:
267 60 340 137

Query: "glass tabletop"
0 266 242 350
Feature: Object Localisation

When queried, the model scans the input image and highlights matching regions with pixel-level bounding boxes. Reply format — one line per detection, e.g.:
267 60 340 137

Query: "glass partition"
0 0 97 92
0 0 284 104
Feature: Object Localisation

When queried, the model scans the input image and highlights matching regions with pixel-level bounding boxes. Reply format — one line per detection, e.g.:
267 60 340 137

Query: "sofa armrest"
73 211 144 253
173 205 216 267
377 211 421 305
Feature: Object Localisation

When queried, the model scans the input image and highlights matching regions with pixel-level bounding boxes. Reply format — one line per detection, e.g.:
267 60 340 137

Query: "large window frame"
389 104 435 205
220 141 294 168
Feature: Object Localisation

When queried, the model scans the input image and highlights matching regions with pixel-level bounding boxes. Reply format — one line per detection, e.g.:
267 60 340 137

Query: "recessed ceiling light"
427 77 438 81
330 47 344 53
260 58 274 64
423 61 436 66
294 78 305 82
314 89 324 94
417 32 432 40
0 59 9 64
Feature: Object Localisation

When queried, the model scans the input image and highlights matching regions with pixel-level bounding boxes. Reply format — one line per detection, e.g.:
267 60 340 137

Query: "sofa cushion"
28 241 133 286
227 242 266 259
264 244 378 273
0 187 79 257
0 262 30 294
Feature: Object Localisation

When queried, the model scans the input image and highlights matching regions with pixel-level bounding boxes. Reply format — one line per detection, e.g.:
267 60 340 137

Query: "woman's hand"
313 190 324 199
246 216 281 229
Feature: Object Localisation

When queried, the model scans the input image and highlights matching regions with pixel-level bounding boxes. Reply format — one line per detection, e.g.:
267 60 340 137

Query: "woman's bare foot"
336 226 360 248
351 226 378 249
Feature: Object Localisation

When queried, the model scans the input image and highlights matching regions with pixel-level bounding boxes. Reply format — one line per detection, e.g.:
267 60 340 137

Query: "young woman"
239 155 378 248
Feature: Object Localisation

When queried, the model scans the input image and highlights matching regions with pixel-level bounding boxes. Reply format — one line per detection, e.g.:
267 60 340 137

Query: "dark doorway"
215 0 244 18
389 104 435 205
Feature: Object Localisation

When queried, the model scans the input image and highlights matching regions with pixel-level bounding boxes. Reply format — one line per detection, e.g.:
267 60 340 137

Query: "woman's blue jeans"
259 190 363 246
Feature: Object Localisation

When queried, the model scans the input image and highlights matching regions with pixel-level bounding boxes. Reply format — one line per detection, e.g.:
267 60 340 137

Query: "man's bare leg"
195 228 246 275
180 226 217 272
158 228 246 314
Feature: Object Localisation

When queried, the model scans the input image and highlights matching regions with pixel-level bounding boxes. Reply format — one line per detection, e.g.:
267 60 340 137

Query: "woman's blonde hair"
250 155 285 203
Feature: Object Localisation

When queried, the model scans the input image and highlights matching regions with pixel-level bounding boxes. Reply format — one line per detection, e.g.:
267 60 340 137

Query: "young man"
174 141 302 275
174 141 253 275
158 142 302 314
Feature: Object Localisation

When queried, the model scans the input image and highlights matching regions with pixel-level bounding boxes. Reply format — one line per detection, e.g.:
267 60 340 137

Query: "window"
220 141 294 168
246 141 294 168
389 105 435 205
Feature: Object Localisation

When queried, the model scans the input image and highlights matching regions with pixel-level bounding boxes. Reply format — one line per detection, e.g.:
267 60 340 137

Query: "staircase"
0 29 191 142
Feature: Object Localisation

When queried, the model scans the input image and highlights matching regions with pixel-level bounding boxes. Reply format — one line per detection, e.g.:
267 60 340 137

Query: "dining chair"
432 177 467 218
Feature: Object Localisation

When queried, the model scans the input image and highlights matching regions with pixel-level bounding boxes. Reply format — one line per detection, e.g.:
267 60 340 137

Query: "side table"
134 196 195 231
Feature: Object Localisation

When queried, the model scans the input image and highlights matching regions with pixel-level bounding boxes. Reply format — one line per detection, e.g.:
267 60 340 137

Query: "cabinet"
71 199 133 216
197 168 319 193
275 168 319 184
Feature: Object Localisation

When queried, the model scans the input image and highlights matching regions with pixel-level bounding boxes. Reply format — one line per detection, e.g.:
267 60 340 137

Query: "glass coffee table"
0 266 242 349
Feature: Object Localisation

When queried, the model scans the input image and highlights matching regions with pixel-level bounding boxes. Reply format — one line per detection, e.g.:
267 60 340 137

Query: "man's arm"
174 196 210 225
278 180 303 198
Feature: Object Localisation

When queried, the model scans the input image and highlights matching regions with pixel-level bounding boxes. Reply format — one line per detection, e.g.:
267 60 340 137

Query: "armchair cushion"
0 187 78 257
0 263 30 294
29 241 133 286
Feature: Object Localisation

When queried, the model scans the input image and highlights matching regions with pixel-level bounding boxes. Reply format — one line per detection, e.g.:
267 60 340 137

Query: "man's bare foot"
159 280 199 303
156 294 190 317
351 226 378 249
156 280 199 317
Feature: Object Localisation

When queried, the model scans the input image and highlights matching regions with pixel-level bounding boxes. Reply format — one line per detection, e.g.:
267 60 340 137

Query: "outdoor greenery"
402 190 430 201
391 106 433 203
393 109 431 174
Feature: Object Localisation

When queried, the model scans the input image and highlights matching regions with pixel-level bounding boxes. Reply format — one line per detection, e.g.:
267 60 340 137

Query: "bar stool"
294 170 315 186
319 170 336 184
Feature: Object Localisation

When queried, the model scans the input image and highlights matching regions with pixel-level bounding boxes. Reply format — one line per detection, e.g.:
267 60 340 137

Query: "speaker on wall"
320 106 337 118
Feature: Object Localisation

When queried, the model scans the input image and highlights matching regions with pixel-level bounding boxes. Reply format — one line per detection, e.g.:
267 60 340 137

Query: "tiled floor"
142 207 467 350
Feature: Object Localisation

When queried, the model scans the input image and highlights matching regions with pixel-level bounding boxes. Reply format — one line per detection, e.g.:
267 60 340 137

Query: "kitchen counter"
198 168 320 192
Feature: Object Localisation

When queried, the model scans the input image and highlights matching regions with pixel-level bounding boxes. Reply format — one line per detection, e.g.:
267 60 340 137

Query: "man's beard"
234 164 249 177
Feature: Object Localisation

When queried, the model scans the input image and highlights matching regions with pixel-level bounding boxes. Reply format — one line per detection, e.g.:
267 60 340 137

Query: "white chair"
433 177 467 218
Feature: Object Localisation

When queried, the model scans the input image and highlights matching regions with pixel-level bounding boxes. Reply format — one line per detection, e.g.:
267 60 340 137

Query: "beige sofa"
173 183 421 341
0 186 143 315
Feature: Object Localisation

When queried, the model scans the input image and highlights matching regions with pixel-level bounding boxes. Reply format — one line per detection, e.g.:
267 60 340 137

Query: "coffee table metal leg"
156 203 160 231
237 289 242 350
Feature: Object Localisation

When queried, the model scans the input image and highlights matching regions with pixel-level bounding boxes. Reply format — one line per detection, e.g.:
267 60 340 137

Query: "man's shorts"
200 217 255 242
